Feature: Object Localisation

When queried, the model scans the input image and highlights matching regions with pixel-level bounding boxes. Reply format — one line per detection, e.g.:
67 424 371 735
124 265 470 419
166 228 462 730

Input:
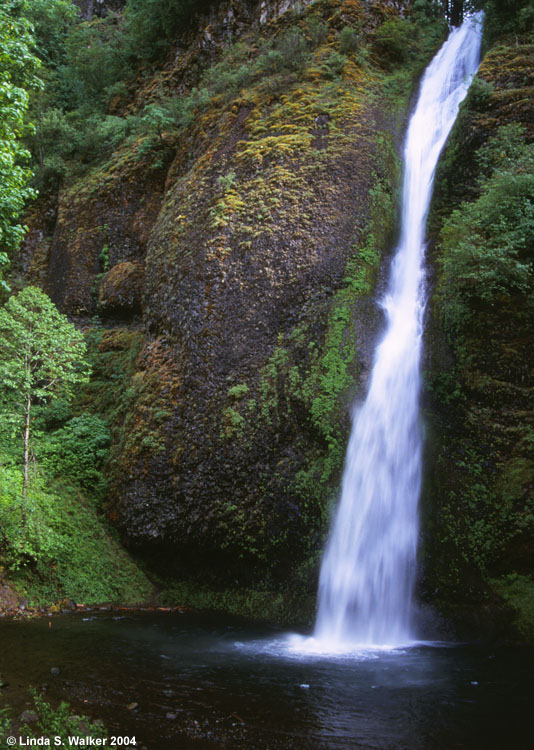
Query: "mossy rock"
421 34 534 638
99 261 144 317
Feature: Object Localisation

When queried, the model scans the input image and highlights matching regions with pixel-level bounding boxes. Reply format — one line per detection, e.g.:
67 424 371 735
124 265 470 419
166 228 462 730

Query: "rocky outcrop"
73 0 126 19
103 0 422 588
22 0 442 603
421 33 534 639
99 260 144 317
45 152 166 315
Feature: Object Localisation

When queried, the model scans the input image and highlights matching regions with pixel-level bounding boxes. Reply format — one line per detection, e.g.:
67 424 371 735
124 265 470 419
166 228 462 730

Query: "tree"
123 0 214 61
0 286 90 502
23 0 77 70
0 0 41 290
449 0 464 26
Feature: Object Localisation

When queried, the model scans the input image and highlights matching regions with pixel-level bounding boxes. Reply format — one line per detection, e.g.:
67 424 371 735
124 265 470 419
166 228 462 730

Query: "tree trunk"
22 392 31 512
450 0 463 27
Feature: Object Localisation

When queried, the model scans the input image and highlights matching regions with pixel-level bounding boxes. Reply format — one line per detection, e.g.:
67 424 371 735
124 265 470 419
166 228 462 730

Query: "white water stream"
313 14 483 650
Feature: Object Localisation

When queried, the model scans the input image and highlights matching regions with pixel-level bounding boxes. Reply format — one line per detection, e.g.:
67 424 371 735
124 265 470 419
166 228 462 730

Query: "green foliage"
412 0 446 21
306 15 328 47
0 462 152 602
0 0 41 286
339 26 359 56
0 286 90 498
0 706 10 737
322 51 347 80
0 466 28 565
491 574 534 640
21 0 446 192
436 444 507 584
475 122 528 177
0 691 107 745
23 691 107 744
373 18 416 66
228 383 249 400
24 0 77 68
25 5 137 186
38 397 72 429
75 112 139 163
123 0 213 62
203 42 254 95
426 66 534 615
0 286 90 425
158 578 315 627
462 75 494 112
140 103 177 142
220 406 246 439
26 107 74 190
483 0 534 46
39 414 110 491
0 319 152 605
62 14 130 109
275 27 310 70
438 127 534 311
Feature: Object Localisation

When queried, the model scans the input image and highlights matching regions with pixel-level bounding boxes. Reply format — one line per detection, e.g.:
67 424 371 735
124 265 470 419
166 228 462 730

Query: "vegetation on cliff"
84 0 448 606
0 290 153 608
0 0 532 636
2 0 451 618
423 13 534 638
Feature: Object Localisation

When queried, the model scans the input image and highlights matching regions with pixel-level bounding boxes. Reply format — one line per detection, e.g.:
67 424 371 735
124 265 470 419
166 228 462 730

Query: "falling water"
314 14 483 649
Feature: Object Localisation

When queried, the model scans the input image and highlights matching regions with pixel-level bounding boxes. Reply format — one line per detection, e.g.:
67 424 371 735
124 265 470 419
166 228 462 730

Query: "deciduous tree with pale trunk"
0 286 90 506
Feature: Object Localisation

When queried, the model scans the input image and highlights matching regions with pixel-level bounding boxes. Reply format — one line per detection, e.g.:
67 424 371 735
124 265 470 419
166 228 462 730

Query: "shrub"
463 76 494 113
438 129 534 310
339 26 359 55
412 0 443 22
63 15 130 108
24 0 77 68
124 0 214 61
258 49 286 75
275 28 310 71
21 691 107 745
322 51 347 80
204 62 253 97
306 16 328 47
373 18 415 66
475 122 527 178
39 414 111 490
0 463 152 602
483 0 534 45
37 398 71 430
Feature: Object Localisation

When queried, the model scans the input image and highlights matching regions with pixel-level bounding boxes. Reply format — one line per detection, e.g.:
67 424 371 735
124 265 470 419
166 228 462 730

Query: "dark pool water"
0 612 532 749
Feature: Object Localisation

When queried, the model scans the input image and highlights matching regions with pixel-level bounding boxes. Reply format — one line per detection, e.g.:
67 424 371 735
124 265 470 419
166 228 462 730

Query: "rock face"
108 0 407 586
45 155 165 315
25 0 422 594
421 34 534 639
73 0 126 19
99 261 144 317
22 0 449 610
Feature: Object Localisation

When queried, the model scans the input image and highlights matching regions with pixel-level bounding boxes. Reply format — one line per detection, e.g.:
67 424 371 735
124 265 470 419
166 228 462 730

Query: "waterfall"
313 14 483 649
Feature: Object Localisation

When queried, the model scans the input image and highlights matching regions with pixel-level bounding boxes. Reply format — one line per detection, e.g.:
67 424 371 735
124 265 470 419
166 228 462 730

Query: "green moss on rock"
422 34 534 641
